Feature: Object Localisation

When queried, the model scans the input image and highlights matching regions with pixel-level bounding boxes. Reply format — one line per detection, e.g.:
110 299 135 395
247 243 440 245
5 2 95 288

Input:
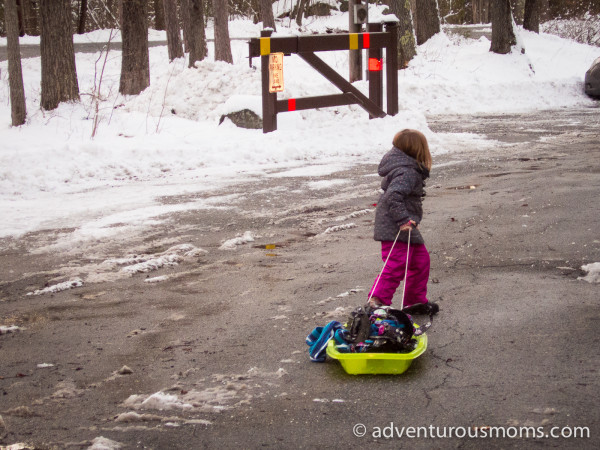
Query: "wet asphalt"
0 107 599 449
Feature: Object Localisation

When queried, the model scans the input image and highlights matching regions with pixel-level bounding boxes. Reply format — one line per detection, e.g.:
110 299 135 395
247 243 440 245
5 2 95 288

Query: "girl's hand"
400 220 417 231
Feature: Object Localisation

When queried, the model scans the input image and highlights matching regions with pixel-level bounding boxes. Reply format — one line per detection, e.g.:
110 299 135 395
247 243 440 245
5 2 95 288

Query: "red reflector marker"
368 58 382 72
288 98 296 111
363 33 370 49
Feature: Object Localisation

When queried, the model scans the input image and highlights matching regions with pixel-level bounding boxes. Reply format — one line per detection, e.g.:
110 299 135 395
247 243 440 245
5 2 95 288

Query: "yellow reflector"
260 38 271 55
265 244 276 250
349 33 359 50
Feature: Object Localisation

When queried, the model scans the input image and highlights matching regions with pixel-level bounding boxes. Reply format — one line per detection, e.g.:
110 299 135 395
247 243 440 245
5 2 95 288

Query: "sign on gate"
268 53 284 93
249 21 399 133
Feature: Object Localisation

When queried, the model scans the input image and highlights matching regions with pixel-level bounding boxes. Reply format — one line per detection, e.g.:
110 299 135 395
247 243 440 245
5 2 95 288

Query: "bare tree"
5 0 27 125
389 0 417 69
119 0 150 95
523 0 540 33
472 0 490 24
295 0 308 26
213 0 233 63
415 0 441 45
154 0 165 30
163 0 183 61
490 0 517 54
260 0 276 30
16 0 24 36
187 0 208 67
40 0 80 110
78 0 89 34
181 0 191 52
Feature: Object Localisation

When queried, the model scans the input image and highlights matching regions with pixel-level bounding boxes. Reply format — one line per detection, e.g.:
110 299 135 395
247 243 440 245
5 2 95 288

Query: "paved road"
0 108 599 448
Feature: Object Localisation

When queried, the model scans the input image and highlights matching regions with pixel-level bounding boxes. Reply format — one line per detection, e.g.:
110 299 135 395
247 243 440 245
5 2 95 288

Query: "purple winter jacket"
373 147 429 244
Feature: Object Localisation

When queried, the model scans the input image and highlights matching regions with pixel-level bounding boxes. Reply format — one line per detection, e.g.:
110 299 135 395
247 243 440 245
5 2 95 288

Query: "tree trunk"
22 0 40 36
539 0 549 22
163 0 183 61
154 0 165 30
251 0 260 24
213 0 233 63
78 0 88 35
389 0 417 69
472 0 490 24
104 0 118 28
490 0 516 54
260 0 276 30
295 0 308 26
119 0 150 95
181 0 191 52
40 0 79 110
5 0 27 125
415 0 441 45
16 0 25 36
523 0 540 33
187 0 208 67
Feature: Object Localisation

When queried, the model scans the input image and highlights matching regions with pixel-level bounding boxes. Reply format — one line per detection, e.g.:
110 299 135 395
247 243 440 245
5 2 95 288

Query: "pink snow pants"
368 241 430 308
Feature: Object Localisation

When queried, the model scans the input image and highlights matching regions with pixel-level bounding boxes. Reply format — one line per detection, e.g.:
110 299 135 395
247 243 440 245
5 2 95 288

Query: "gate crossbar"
248 23 399 133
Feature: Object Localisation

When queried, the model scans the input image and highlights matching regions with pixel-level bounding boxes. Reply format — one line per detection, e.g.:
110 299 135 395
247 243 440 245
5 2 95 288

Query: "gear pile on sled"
306 305 431 375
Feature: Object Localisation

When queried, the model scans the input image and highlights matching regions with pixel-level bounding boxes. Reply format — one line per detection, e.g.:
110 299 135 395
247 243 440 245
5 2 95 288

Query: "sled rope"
368 227 411 305
400 228 411 311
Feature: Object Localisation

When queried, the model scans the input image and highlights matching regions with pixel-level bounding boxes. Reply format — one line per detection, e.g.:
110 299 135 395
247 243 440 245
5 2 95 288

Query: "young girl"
367 129 439 315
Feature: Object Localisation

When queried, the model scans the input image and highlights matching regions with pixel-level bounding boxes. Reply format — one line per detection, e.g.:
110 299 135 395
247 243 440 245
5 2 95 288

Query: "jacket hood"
378 147 430 179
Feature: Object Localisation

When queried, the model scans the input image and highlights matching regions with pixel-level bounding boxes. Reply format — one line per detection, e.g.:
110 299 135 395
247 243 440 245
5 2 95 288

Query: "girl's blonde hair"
393 129 432 171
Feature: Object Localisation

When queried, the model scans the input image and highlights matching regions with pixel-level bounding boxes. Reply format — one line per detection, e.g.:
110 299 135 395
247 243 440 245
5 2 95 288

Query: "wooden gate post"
385 20 399 116
367 22 383 119
261 29 277 133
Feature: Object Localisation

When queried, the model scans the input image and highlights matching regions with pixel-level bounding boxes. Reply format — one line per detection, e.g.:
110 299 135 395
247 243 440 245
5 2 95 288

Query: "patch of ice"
145 275 169 283
324 306 348 319
579 262 600 284
334 209 372 221
307 179 349 190
37 363 55 368
26 278 83 296
88 436 123 450
219 231 256 250
121 254 182 274
322 223 358 234
270 315 288 320
0 325 21 335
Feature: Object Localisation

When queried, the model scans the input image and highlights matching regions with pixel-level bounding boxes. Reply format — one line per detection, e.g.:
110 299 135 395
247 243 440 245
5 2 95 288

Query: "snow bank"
0 10 598 241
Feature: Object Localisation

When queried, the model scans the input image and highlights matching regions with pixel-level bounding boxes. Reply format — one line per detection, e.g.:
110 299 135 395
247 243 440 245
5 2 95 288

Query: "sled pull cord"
368 227 403 304
400 228 411 311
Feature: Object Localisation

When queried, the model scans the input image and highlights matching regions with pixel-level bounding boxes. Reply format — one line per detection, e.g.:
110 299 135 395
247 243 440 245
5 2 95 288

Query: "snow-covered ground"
0 7 598 245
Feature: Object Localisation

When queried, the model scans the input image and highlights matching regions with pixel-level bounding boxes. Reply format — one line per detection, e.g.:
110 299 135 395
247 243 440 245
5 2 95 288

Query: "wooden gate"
248 21 399 133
